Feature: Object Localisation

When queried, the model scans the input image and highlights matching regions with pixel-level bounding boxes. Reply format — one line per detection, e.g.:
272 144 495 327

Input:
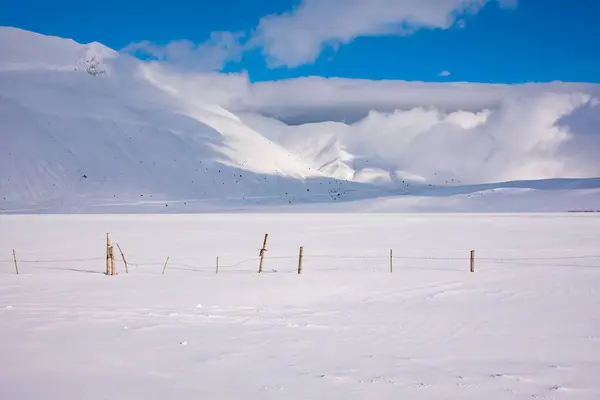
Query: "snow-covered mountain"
0 28 356 208
1 27 599 213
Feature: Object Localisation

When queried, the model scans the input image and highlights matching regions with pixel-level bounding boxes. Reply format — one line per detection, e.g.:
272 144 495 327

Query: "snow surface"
1 214 600 399
0 27 328 207
1 27 600 213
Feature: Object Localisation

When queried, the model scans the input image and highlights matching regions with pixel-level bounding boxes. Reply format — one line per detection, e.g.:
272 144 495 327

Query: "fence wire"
2 250 600 275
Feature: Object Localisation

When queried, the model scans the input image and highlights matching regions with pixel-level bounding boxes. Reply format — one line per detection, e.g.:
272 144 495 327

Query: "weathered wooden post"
298 246 304 274
110 246 116 275
258 233 268 273
12 249 19 275
106 233 111 275
162 256 170 275
116 243 129 274
470 250 475 273
390 249 393 273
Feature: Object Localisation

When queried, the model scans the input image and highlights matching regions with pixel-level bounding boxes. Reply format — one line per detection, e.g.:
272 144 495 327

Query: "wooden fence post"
390 249 393 273
470 250 475 273
216 256 219 274
162 256 170 275
12 249 19 275
258 233 268 273
116 243 129 274
106 233 111 275
297 246 303 274
110 246 116 275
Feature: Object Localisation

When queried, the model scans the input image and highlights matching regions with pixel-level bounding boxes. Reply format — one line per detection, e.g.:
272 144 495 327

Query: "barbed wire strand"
3 252 600 274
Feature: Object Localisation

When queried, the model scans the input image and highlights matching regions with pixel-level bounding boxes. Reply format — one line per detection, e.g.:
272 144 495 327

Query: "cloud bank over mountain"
0 27 599 212
143 64 600 184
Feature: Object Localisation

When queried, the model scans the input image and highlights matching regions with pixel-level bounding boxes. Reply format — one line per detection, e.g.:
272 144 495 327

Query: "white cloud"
229 76 599 123
341 92 595 183
122 0 519 70
134 65 600 184
439 70 451 77
223 77 599 183
137 62 251 106
123 31 245 72
252 0 518 67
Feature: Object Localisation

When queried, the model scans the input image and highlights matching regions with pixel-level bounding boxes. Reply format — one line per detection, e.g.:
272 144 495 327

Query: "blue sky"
2 0 599 83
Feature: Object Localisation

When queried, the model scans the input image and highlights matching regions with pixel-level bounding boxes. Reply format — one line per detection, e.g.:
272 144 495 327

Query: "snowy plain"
1 25 600 400
1 213 600 399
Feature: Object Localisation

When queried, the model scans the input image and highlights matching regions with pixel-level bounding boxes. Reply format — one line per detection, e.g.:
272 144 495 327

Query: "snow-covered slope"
1 27 599 213
238 112 355 180
242 101 600 188
0 27 345 209
0 27 117 74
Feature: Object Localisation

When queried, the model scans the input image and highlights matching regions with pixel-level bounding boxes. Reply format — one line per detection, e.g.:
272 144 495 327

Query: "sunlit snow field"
1 214 600 399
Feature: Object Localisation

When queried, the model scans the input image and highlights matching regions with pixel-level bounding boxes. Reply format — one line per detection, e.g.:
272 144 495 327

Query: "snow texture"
1 27 600 213
1 214 600 399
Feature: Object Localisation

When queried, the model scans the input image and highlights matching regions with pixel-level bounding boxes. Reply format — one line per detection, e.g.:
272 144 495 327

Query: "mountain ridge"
1 28 599 213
